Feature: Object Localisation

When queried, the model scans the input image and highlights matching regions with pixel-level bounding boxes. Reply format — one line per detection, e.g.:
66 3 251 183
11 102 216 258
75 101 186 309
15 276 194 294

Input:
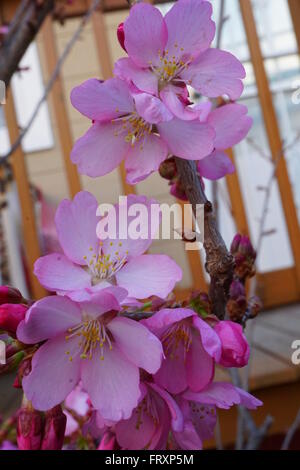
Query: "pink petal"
108 317 163 373
22 335 81 411
79 289 123 318
173 420 203 450
186 329 215 391
116 254 182 299
188 402 217 442
183 48 245 100
165 0 215 60
154 340 188 394
55 191 99 265
124 3 167 67
125 133 168 184
197 150 235 180
98 194 161 258
133 93 173 124
70 78 134 122
114 58 158 95
149 382 183 433
71 122 129 178
192 316 222 361
158 118 215 160
160 86 201 121
17 296 82 344
115 401 157 450
81 346 140 421
142 308 195 335
208 103 253 149
183 382 263 410
34 254 91 293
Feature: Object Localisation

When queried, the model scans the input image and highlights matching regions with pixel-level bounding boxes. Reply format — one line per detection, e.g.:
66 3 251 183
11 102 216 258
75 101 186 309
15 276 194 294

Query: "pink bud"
117 23 126 51
214 321 250 368
230 234 242 254
0 286 23 305
41 406 67 450
98 431 117 450
229 280 246 300
0 304 28 334
17 405 43 450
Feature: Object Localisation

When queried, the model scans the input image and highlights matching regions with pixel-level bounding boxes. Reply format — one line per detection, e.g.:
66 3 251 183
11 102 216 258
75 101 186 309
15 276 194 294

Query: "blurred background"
0 0 300 449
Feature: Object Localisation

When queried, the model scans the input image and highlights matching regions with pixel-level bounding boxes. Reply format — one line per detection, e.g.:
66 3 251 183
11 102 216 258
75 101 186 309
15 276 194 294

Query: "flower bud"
230 234 242 255
230 235 256 280
41 406 67 450
0 286 23 305
159 158 177 181
98 431 117 450
214 320 250 368
117 23 126 51
227 280 247 322
0 304 28 335
17 402 44 450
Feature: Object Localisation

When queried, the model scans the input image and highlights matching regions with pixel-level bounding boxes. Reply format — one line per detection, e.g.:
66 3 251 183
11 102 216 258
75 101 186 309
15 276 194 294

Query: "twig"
1 0 102 163
281 409 300 450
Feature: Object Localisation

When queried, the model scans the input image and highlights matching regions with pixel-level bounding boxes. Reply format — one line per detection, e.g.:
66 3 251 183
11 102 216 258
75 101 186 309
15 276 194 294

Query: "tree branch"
0 0 55 87
175 158 234 320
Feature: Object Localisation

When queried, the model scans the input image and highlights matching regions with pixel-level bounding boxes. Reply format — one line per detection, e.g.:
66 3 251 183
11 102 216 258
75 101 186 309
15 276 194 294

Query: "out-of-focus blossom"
142 308 222 394
114 1 245 110
214 321 250 368
17 402 43 450
64 385 90 436
98 431 118 450
17 292 163 421
34 191 181 302
0 286 23 305
0 304 28 335
70 78 215 183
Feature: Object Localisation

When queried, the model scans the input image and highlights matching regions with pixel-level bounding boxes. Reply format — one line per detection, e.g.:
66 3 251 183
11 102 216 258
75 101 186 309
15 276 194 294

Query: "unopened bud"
0 304 28 335
0 286 23 305
159 158 177 181
17 401 44 450
230 234 242 255
41 406 66 450
98 431 117 450
117 23 126 51
227 280 247 322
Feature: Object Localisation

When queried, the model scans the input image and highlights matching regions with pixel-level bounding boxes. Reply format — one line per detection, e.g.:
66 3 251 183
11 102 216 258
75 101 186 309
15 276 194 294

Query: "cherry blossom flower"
214 321 250 368
114 0 245 116
70 78 215 183
173 382 262 449
17 292 163 421
114 381 183 450
34 191 182 303
142 308 222 394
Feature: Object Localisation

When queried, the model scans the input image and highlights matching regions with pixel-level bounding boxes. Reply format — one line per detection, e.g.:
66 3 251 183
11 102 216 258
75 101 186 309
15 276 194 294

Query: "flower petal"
22 335 81 411
197 150 235 180
184 382 263 410
186 329 215 391
70 78 134 121
154 340 188 394
134 93 173 124
115 402 157 450
71 122 129 178
149 382 183 433
116 254 182 299
158 118 215 160
108 316 163 374
192 315 222 361
55 191 99 265
124 3 167 67
125 133 168 184
81 345 140 421
173 420 203 450
114 58 158 95
34 254 91 293
207 103 253 149
183 48 245 100
17 296 82 344
165 0 215 60
142 308 195 335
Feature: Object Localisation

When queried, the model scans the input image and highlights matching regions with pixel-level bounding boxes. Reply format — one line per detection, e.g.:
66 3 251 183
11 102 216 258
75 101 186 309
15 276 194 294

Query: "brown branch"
281 409 300 450
0 0 55 87
175 158 234 320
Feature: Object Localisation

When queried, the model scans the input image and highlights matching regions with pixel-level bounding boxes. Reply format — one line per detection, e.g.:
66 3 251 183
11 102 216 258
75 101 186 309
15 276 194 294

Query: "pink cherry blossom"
174 382 262 449
114 0 245 113
142 308 222 394
114 381 183 450
34 191 182 302
214 321 250 368
17 292 163 421
70 78 215 182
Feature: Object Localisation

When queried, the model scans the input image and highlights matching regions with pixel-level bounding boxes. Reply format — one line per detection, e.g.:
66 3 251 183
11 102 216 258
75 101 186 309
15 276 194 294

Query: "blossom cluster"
0 0 261 451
